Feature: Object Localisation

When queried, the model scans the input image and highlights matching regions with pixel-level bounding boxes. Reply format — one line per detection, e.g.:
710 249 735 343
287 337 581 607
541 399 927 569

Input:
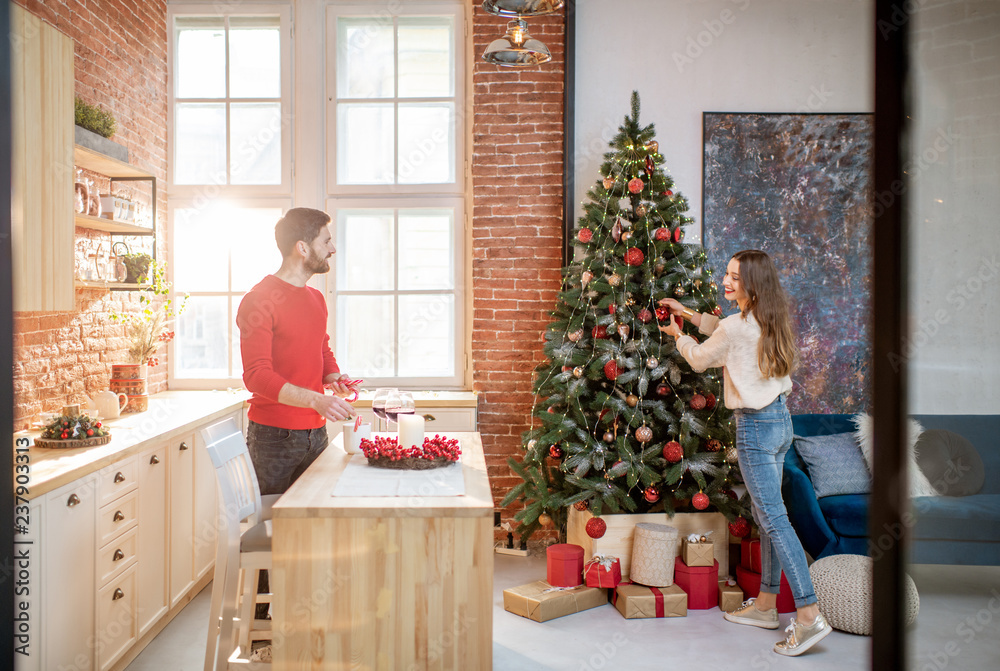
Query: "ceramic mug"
342 420 371 454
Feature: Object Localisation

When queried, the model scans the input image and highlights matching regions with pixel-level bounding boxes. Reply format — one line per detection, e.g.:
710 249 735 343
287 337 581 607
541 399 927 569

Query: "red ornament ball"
592 325 608 339
586 517 608 539
672 227 684 243
665 189 674 197
578 228 593 243
690 393 707 410
608 304 617 315
549 444 563 459
637 308 653 323
706 438 723 453
624 247 645 266
663 440 683 463
713 306 724 317
729 517 751 538
603 360 620 381
643 486 661 503
692 492 710 510
704 392 717 410
573 500 590 511
628 177 644 194
654 307 670 321
654 227 671 241
656 384 672 397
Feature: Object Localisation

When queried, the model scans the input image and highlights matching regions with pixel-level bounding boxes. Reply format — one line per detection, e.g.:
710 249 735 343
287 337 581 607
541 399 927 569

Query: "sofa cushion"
852 414 939 498
915 429 985 497
911 494 1000 541
793 433 870 498
818 494 869 538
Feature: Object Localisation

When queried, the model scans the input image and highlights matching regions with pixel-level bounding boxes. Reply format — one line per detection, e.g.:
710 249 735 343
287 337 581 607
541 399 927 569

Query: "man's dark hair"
274 207 331 257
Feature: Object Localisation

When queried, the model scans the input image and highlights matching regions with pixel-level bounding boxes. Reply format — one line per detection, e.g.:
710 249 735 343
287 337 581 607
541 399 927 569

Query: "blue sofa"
783 414 1000 566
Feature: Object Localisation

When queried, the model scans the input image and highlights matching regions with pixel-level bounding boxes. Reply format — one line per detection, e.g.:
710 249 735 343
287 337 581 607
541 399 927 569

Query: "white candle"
398 414 425 450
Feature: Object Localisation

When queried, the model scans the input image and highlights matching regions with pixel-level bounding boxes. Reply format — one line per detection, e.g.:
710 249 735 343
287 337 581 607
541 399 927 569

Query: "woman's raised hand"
657 297 684 314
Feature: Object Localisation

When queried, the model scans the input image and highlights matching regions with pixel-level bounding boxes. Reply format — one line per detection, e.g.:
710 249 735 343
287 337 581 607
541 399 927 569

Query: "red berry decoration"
692 492 710 510
86 429 94 437
643 486 661 503
706 438 723 452
704 392 717 410
586 517 608 539
624 248 645 266
672 227 684 243
729 517 752 538
654 307 670 321
663 440 683 463
628 177 644 193
549 444 563 459
654 227 670 241
603 360 620 381
637 308 653 323
690 393 707 410
95 422 102 428
592 325 608 339
578 228 593 243
573 500 590 511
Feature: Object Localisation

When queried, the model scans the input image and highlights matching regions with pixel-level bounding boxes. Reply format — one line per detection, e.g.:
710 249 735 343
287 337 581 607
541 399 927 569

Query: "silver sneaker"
723 598 780 629
774 613 832 656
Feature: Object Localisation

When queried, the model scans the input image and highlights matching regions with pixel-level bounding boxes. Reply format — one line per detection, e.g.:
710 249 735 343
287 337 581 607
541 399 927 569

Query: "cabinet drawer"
97 565 137 671
98 526 137 587
99 490 138 548
98 456 138 507
418 407 477 432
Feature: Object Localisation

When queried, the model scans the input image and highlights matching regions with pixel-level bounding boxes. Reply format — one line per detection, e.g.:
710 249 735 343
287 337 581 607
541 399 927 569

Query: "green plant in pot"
108 260 189 365
75 96 117 138
121 252 152 285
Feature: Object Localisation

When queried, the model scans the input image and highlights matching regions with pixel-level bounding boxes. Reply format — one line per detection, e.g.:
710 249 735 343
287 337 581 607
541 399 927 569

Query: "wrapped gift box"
673 557 719 610
503 581 608 622
735 564 796 613
719 580 745 612
584 556 622 589
681 538 715 567
547 543 584 587
741 539 762 573
613 582 687 619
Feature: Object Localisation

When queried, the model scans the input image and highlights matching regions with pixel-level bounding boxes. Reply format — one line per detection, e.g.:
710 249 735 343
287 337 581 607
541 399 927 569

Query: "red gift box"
584 556 622 589
547 543 584 587
735 564 796 613
673 557 719 610
741 539 761 573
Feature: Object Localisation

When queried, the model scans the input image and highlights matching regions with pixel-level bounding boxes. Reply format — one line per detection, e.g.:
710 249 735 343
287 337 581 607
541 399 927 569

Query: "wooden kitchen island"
271 432 494 670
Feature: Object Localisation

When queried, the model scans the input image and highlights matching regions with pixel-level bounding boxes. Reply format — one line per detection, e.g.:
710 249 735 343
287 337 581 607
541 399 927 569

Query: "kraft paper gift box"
613 582 687 619
681 538 715 567
719 580 745 611
674 557 719 610
503 581 608 622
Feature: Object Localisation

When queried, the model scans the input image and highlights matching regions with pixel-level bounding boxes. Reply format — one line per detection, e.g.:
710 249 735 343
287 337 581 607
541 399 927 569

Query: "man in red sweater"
237 207 357 495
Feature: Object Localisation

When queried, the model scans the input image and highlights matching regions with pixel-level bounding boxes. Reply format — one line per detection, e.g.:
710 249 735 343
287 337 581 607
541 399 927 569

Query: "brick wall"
471 5 567 533
12 0 168 430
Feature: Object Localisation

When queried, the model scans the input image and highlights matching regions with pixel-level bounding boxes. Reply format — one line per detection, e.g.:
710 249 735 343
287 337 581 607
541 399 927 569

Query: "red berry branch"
360 434 461 469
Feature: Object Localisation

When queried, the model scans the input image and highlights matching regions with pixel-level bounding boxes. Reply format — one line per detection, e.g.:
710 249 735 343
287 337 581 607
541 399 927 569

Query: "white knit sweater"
675 311 792 410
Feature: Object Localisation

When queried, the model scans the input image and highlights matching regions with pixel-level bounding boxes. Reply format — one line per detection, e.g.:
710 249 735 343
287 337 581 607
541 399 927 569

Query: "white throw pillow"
851 413 939 498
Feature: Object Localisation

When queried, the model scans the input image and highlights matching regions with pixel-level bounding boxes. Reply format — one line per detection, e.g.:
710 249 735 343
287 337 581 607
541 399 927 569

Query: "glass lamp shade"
482 0 565 17
482 19 552 67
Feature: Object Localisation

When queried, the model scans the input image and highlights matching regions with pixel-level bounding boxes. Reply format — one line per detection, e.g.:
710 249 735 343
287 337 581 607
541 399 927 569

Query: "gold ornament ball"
726 446 739 463
635 426 653 443
608 273 622 287
645 140 659 154
539 513 553 526
646 356 659 369
602 176 615 190
699 535 708 543
573 366 584 378
621 231 632 241
603 431 615 443
626 394 639 407
568 329 583 342
636 204 647 217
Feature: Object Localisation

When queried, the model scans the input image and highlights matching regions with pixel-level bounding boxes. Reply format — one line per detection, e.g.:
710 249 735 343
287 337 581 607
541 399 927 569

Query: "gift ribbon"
612 581 665 617
585 555 617 571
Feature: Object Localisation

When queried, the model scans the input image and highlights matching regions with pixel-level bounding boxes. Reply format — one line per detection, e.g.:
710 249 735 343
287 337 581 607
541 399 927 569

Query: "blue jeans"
246 421 328 495
735 395 817 608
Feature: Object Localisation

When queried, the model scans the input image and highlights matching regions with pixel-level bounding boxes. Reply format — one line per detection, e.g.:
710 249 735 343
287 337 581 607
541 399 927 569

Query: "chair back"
199 417 264 529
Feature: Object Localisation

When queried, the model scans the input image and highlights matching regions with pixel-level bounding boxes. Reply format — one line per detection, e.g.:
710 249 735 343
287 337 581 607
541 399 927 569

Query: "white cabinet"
95 457 138 671
167 433 195 607
43 475 97 671
136 445 167 637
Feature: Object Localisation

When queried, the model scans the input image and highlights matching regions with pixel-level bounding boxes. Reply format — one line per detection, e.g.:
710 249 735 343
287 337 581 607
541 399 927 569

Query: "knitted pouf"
810 554 919 635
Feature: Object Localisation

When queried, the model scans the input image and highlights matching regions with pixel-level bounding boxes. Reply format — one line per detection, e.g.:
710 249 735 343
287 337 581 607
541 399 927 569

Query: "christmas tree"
503 92 752 541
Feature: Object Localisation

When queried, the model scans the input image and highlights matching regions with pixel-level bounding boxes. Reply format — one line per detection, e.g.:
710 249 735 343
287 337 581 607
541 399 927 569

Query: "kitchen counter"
15 389 250 499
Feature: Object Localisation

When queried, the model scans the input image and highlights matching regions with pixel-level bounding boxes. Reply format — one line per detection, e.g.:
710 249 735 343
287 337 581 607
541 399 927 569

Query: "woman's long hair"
731 249 798 378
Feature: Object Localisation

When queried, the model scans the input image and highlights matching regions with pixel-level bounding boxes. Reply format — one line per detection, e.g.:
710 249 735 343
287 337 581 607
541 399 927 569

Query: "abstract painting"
702 113 873 414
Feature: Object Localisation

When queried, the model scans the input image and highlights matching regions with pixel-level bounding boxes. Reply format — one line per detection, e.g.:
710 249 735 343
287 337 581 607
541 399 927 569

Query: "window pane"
229 17 281 98
337 295 395 377
175 296 231 378
337 103 394 184
398 295 454 377
175 18 225 98
337 211 394 291
398 103 454 184
399 211 453 290
398 18 454 98
173 208 230 292
337 18 394 99
230 103 282 185
231 209 283 292
175 103 226 185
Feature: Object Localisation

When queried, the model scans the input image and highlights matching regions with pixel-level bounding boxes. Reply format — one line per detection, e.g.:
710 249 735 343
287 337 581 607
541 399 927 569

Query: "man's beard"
305 249 331 274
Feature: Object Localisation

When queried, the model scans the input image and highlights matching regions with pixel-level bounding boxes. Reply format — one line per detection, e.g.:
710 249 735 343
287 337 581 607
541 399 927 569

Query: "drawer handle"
113 510 125 522
67 494 81 507
114 472 126 484
113 588 125 601
113 549 125 561
149 454 160 465
179 441 189 451
423 414 436 422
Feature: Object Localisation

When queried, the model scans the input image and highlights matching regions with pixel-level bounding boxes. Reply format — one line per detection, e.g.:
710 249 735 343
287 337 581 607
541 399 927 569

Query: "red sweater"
237 275 340 429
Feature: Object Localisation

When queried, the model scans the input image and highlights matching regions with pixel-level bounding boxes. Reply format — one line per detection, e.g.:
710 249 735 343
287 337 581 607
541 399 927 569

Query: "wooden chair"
200 417 276 670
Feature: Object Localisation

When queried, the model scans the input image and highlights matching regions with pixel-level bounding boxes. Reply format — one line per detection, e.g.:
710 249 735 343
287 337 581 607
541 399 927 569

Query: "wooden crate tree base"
567 506 729 580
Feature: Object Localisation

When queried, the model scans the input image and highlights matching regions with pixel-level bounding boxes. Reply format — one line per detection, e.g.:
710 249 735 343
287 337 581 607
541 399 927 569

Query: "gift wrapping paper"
503 581 608 622
613 581 687 619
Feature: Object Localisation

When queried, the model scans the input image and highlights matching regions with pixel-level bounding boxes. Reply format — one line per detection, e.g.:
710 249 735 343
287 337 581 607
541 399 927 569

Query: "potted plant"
121 252 152 285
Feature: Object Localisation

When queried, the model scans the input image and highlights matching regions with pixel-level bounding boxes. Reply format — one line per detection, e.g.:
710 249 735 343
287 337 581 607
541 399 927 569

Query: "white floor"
128 554 1000 670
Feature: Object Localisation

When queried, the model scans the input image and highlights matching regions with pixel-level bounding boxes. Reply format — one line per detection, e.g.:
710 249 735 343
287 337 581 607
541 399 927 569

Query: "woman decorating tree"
659 249 831 657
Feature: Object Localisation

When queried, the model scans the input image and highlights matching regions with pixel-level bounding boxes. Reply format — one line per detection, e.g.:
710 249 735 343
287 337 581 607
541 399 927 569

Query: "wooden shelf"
75 280 150 291
74 144 152 179
74 213 154 235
